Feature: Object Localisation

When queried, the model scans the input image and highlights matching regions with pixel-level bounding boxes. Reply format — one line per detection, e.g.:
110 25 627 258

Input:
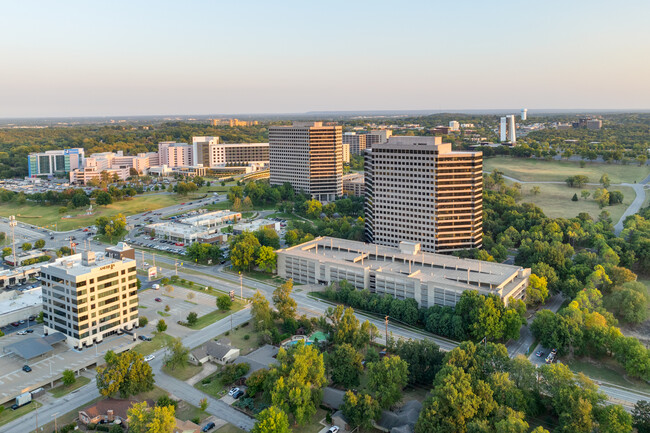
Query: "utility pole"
141 251 145 268
385 315 389 348
175 258 178 276
53 412 59 433
9 215 16 267
239 271 243 300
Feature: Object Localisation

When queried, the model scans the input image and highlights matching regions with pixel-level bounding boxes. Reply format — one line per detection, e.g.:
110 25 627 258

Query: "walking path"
487 171 649 235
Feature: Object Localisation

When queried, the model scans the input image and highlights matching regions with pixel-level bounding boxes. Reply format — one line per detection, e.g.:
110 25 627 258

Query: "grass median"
48 376 91 398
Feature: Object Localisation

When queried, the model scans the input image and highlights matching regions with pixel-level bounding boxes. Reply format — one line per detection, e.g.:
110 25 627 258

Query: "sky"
1 0 650 117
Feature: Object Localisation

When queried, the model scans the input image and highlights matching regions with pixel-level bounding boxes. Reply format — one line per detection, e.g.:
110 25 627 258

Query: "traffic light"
229 290 235 301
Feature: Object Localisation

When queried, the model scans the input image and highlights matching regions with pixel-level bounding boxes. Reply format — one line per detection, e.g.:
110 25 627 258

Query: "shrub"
88 423 97 430
242 321 249 327
139 316 148 327
96 425 110 432
225 331 230 336
244 334 250 340
191 417 200 424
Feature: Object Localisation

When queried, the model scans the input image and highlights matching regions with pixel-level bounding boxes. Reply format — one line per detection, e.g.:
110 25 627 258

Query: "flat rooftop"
41 253 134 277
280 237 526 290
0 287 42 312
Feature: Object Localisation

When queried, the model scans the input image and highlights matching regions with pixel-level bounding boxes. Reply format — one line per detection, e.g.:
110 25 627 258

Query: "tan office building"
365 136 482 253
40 251 138 349
269 122 342 202
277 237 529 307
343 132 367 155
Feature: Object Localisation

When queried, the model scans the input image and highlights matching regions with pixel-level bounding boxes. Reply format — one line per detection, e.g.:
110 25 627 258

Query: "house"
189 340 240 365
377 400 423 433
78 398 153 428
174 417 201 433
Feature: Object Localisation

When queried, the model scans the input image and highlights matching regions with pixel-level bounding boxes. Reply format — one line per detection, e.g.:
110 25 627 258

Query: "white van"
152 284 160 290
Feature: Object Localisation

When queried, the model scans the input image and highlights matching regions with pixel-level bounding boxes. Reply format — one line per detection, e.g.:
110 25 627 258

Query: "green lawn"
162 363 204 381
514 182 635 221
484 157 650 184
565 357 650 395
188 300 247 330
216 425 247 433
195 370 228 399
0 401 42 428
49 376 91 398
0 193 203 231
225 269 285 286
176 399 209 423
216 321 260 355
133 332 174 356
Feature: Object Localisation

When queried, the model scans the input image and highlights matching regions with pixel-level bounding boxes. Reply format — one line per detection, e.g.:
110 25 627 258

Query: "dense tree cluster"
96 350 154 398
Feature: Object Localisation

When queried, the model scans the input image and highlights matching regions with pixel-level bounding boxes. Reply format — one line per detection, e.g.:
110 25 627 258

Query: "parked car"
138 335 152 341
233 390 244 399
228 387 239 396
327 427 340 433
535 350 544 357
17 331 26 335
155 298 162 302
202 422 215 432
22 365 32 372
25 329 34 333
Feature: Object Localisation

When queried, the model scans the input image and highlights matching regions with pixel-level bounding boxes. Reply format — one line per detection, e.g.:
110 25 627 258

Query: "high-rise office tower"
40 251 138 349
499 115 517 143
342 132 367 155
269 122 342 202
521 108 527 121
364 136 483 252
365 130 392 149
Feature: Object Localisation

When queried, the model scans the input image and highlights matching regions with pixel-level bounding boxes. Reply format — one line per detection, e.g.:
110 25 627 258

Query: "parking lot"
138 286 219 339
0 325 136 404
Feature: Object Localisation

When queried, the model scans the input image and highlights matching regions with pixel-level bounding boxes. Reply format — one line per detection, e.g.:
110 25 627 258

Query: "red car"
82 228 89 232
175 242 184 246
155 298 162 302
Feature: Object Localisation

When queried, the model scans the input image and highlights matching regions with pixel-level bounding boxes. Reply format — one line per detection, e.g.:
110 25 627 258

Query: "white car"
17 331 27 335
228 387 239 396
144 355 155 362
327 427 340 433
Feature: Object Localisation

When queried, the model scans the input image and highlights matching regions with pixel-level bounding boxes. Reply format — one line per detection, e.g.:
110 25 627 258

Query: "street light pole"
239 272 243 301
385 316 389 348
9 215 16 267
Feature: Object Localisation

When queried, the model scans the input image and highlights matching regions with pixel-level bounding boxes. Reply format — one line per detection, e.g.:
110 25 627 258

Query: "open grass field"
188 300 247 330
49 376 91 398
565 357 650 395
514 182 635 221
0 193 203 231
216 322 260 355
162 363 204 381
133 332 175 356
0 400 43 428
484 157 650 184
216 425 246 433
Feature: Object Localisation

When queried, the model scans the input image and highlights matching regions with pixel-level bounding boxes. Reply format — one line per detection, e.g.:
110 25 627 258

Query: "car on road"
535 350 544 357
155 298 162 302
327 427 340 433
233 389 244 399
25 329 34 333
201 422 215 432
22 365 32 372
144 355 155 362
228 387 239 396
17 331 26 335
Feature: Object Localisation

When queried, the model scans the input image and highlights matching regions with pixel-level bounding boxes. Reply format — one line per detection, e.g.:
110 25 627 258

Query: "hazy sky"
1 0 649 117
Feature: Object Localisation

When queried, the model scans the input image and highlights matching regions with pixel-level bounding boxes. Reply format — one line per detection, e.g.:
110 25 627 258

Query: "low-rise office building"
146 210 241 244
40 251 138 349
277 237 530 307
342 173 364 196
232 219 280 235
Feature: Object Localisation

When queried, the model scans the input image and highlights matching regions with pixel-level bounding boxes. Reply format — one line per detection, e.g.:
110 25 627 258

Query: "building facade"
277 237 530 307
192 136 220 167
364 130 392 149
343 132 367 155
364 136 482 253
223 143 269 165
499 115 517 143
40 252 138 349
28 148 85 177
269 122 342 202
342 173 364 196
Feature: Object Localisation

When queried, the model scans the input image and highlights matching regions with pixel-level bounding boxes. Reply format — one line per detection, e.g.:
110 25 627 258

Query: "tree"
1 247 11 257
230 231 261 272
392 339 444 386
254 227 281 249
96 213 127 241
199 398 208 411
127 401 176 433
34 239 45 249
271 342 326 425
252 406 290 433
186 312 198 326
139 316 148 327
594 188 610 208
531 186 540 196
572 193 579 202
367 355 409 409
251 290 273 331
96 351 154 398
597 404 633 433
157 319 168 332
327 305 375 349
633 400 650 433
329 343 364 388
600 173 611 188
62 369 76 386
256 246 277 273
606 288 649 324
581 190 591 200
609 190 624 205
305 199 323 219
164 337 189 369
21 242 32 251
525 273 549 306
566 175 589 188
273 279 297 322
341 391 381 431
217 295 233 311
95 191 113 206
